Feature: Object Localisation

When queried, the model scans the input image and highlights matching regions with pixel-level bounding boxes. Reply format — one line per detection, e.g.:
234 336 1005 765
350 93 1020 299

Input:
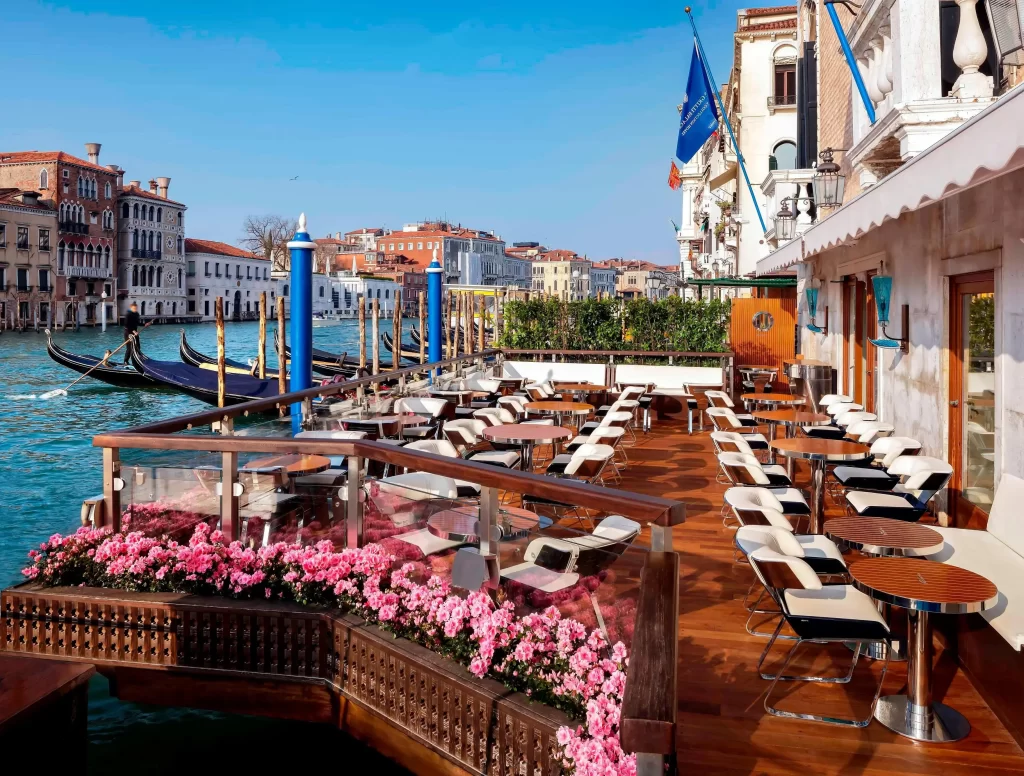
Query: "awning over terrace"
756 82 1024 276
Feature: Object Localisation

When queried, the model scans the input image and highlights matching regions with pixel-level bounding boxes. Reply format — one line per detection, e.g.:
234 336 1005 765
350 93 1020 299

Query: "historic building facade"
117 178 189 321
184 239 276 322
0 144 119 326
0 189 57 329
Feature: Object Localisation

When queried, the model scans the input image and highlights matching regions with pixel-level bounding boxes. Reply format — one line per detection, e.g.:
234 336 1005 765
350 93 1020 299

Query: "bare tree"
240 215 294 271
313 241 336 275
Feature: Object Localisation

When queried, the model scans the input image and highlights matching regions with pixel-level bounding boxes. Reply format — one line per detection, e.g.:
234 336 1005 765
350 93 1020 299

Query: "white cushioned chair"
844 455 952 521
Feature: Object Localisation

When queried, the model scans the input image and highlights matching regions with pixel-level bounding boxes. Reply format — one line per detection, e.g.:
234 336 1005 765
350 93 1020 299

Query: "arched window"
376 289 381 299
76 244 84 265
319 286 325 297
177 269 182 288
132 265 139 286
141 301 146 316
770 141 797 171
122 203 129 219
86 246 93 268
148 266 155 287
104 182 111 198
156 232 161 253
156 207 162 223
133 203 139 219
132 229 138 250
156 268 161 288
384 289 389 299
77 178 82 197
283 284 290 296
176 235 182 255
177 212 182 227
92 180 97 198
39 169 48 189
149 205 155 221
172 302 177 315
57 242 65 271
104 246 110 268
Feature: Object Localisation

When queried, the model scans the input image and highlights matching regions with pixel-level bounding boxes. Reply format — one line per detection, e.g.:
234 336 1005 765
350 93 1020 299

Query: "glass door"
949 272 995 527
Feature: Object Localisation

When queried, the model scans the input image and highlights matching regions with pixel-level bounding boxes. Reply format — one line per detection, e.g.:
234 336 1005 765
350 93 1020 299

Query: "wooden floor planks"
615 420 1024 775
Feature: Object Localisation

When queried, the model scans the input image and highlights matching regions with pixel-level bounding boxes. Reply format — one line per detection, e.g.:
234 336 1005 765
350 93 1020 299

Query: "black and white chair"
706 406 760 430
500 516 641 591
442 419 522 468
497 395 528 420
844 455 952 521
801 402 865 439
830 436 922 493
711 429 770 459
844 420 894 445
394 396 449 440
747 548 891 728
523 444 615 528
818 393 852 410
718 454 811 518
724 487 799 531
368 471 460 527
293 429 367 486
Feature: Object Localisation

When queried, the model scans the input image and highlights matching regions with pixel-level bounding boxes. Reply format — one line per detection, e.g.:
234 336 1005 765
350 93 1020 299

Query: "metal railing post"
301 397 313 428
479 486 500 588
346 456 363 547
221 451 239 541
650 524 674 552
103 446 122 532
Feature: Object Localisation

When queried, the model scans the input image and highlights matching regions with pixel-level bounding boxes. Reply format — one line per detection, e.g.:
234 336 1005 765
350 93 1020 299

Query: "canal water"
0 320 407 773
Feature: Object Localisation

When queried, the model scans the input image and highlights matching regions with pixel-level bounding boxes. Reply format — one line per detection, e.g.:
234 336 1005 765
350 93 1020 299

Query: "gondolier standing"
123 302 142 363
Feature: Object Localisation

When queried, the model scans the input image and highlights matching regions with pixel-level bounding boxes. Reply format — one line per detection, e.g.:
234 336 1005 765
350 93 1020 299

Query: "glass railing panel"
119 460 221 541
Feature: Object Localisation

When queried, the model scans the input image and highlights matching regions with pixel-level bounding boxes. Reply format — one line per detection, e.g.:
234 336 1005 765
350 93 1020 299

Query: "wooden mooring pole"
215 297 226 408
418 290 426 364
372 297 380 375
257 291 267 379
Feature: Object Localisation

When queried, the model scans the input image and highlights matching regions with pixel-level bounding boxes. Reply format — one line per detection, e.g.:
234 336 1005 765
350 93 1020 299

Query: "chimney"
156 176 170 198
148 179 158 195
107 165 124 189
128 180 140 189
85 143 101 164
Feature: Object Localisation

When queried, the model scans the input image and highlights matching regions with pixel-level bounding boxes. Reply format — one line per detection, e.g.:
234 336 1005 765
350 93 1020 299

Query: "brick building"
378 222 505 284
0 144 119 326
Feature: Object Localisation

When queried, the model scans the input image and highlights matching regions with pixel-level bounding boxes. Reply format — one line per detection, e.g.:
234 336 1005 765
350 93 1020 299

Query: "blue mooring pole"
426 248 443 379
825 1 876 124
287 213 315 427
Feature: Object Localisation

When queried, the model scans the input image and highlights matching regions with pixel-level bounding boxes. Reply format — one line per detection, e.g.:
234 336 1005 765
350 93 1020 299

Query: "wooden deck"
617 420 1024 776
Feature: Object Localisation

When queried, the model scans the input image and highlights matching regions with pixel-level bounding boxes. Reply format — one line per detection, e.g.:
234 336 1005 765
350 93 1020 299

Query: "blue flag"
676 42 720 164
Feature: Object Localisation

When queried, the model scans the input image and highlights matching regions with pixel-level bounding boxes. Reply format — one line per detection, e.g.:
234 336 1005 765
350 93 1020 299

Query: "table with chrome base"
482 424 572 471
769 438 870 533
849 557 998 742
825 517 945 662
753 409 831 477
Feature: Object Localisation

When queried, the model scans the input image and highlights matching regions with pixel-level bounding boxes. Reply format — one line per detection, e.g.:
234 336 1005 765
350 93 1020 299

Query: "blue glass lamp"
869 275 907 351
805 286 826 334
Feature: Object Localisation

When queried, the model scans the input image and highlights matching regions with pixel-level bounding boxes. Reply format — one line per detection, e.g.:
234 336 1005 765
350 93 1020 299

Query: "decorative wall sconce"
805 286 828 334
869 275 909 352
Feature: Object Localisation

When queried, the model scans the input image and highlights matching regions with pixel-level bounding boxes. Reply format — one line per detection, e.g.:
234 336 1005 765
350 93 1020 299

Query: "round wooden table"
770 438 870 533
426 505 547 543
742 392 805 409
849 558 998 742
244 454 332 476
754 409 831 475
556 383 608 401
826 518 945 662
525 401 593 431
482 424 572 471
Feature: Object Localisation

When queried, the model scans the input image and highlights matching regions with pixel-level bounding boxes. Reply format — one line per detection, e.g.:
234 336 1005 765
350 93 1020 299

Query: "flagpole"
684 6 768 235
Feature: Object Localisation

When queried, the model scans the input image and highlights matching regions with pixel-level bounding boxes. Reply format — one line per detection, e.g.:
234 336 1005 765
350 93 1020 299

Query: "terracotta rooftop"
743 5 796 16
344 227 383 236
0 188 56 212
533 249 584 262
0 151 113 175
184 238 264 260
120 184 185 208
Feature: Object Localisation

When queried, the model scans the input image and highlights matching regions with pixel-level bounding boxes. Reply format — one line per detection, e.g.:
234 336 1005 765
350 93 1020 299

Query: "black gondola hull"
45 331 156 389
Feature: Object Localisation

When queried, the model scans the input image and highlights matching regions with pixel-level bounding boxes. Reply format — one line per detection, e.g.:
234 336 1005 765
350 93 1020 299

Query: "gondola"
276 336 360 377
381 331 424 362
129 338 280 406
179 330 280 379
45 329 156 389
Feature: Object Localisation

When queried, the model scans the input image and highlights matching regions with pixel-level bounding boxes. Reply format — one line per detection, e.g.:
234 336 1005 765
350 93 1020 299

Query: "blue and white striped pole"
287 213 315 426
426 248 443 379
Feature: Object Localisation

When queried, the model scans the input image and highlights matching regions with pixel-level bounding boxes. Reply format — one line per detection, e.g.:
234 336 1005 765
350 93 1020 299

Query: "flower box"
2 583 571 776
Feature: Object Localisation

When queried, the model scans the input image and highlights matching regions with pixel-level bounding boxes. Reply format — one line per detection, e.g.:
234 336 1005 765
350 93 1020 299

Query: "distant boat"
312 311 346 328
178 330 280 379
129 338 280 406
275 332 360 377
45 330 155 389
381 331 423 362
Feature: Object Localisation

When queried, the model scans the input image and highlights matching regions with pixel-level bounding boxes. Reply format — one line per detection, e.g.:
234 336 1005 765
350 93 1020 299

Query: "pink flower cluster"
23 523 635 775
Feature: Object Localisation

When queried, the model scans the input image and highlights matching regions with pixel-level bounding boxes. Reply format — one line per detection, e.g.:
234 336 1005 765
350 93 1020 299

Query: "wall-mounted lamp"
869 275 909 352
805 286 828 334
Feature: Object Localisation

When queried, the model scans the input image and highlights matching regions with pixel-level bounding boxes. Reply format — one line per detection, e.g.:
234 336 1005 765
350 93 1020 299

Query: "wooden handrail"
621 550 679 759
120 349 502 436
93 434 685 527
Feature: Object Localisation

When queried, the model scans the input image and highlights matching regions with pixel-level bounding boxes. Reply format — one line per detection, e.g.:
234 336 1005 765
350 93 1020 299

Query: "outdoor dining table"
426 504 550 544
741 392 806 411
849 558 998 742
770 438 870 533
525 401 593 431
825 517 945 661
555 383 609 401
753 409 831 476
338 414 429 435
244 454 332 477
482 423 572 471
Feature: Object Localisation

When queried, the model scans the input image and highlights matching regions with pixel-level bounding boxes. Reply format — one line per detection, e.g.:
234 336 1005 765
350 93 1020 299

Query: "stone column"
951 0 994 99
890 0 942 104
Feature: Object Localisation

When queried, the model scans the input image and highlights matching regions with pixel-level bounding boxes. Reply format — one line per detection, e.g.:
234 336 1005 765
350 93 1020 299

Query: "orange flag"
668 160 682 190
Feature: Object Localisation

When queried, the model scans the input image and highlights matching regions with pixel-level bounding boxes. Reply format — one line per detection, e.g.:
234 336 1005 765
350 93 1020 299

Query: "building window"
149 206 155 221
177 212 182 227
205 261 210 277
283 284 289 295
773 62 796 106
39 229 50 251
105 246 110 268
247 266 252 279
263 267 268 280
121 202 129 218
215 262 221 278
132 266 139 286
417 242 423 250
188 300 196 312
17 226 29 250
17 267 29 292
105 182 111 198
39 269 49 292
770 140 797 171
39 169 48 189
156 207 162 223
178 269 182 288
319 286 325 297
176 235 182 254
204 300 210 317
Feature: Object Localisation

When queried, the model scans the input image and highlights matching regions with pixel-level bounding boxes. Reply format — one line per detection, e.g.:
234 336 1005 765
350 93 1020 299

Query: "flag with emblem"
668 160 682 190
676 42 720 164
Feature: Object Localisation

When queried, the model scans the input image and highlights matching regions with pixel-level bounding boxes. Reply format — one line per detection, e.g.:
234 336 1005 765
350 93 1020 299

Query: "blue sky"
3 1 746 264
